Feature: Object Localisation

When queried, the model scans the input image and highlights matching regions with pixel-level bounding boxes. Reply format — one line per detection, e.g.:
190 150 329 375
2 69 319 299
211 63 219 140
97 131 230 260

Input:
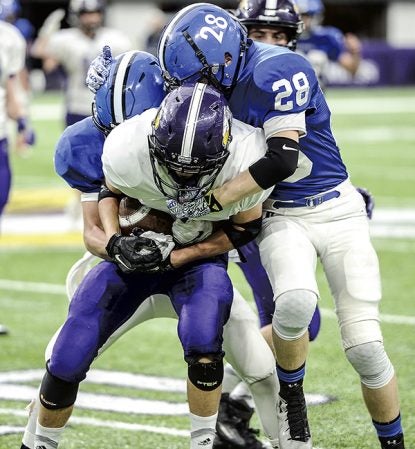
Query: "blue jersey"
54 117 105 193
229 41 348 201
297 26 345 62
14 18 35 43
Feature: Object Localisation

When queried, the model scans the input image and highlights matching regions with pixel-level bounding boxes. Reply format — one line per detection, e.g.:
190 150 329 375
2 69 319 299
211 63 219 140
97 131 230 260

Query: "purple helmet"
92 50 165 135
235 0 303 50
149 83 232 201
158 3 248 95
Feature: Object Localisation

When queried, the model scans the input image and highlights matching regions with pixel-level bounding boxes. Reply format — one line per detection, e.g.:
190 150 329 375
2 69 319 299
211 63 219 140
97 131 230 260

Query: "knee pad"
272 289 318 340
39 366 79 410
345 341 395 389
188 357 224 392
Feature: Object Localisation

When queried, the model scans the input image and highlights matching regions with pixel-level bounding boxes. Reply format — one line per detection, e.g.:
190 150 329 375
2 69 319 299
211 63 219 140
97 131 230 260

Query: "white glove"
139 230 175 261
86 45 113 93
172 219 213 246
38 9 65 38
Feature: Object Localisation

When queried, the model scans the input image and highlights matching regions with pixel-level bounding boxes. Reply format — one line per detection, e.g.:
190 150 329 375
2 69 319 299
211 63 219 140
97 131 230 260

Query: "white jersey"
102 108 272 223
0 21 26 139
47 27 132 115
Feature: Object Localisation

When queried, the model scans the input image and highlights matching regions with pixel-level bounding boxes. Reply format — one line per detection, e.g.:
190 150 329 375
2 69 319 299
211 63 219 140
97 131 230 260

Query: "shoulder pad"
251 46 318 116
54 117 105 193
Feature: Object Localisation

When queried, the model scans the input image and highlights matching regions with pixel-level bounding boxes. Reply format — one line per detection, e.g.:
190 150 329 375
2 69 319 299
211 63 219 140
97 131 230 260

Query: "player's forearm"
212 170 262 208
83 225 111 260
98 197 121 239
170 230 233 268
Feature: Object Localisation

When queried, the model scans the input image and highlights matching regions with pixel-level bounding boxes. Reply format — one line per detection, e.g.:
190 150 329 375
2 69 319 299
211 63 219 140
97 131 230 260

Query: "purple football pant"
48 255 233 383
0 139 11 217
237 240 321 341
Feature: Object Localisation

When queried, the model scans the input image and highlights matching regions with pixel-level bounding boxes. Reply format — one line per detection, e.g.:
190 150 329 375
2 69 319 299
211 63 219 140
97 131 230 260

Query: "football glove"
86 45 113 93
166 192 223 219
106 233 161 274
356 187 375 219
135 231 175 273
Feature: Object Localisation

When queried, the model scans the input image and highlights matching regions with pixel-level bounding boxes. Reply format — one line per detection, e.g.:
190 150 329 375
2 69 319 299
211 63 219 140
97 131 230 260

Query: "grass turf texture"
0 88 414 448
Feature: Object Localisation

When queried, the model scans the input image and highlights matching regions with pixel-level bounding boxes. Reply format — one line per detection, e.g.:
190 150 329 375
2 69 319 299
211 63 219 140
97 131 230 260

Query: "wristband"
205 191 223 213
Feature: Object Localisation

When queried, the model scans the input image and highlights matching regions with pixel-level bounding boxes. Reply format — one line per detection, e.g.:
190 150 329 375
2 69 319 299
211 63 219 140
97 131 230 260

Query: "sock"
190 412 217 449
34 422 65 449
21 396 40 449
373 414 404 447
230 381 255 409
276 363 306 399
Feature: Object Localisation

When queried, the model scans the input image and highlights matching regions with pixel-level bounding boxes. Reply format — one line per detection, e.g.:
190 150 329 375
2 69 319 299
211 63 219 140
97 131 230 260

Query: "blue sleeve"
315 26 345 61
14 18 35 42
251 50 320 123
54 117 106 193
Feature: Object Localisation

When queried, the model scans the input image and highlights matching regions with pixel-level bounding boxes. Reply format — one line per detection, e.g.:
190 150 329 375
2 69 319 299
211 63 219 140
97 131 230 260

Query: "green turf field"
0 88 414 449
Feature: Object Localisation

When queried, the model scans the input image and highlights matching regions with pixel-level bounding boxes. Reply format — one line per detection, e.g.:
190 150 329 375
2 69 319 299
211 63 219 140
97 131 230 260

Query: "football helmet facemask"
149 82 232 202
235 0 303 50
92 50 165 135
158 3 248 96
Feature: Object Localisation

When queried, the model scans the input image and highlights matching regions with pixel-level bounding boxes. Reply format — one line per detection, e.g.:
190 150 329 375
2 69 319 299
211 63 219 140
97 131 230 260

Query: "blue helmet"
0 0 20 20
296 0 324 16
149 82 232 201
235 0 303 50
92 50 165 135
158 3 248 95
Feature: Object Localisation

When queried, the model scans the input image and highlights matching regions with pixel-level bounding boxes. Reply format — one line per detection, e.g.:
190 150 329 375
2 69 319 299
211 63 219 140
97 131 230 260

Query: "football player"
19 55 280 449
31 0 132 127
0 16 35 336
210 2 373 447
99 82 277 449
296 0 361 88
156 4 405 449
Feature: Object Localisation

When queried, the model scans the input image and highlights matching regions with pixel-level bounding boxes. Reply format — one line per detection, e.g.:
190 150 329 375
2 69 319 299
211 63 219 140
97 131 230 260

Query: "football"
118 196 174 236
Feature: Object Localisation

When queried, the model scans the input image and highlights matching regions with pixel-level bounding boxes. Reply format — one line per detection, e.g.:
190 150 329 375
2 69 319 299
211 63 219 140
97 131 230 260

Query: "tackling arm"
81 200 111 260
170 204 263 268
203 129 299 211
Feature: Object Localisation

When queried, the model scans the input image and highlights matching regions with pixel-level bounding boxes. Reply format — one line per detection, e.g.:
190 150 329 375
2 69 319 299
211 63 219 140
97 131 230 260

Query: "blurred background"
15 0 415 90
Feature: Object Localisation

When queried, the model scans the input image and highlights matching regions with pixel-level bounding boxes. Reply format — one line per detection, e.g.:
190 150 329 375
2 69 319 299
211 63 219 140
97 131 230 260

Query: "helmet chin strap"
182 31 225 92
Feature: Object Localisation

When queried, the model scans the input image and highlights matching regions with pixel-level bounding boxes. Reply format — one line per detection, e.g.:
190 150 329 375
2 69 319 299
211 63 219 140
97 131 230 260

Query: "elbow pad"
248 137 299 189
223 216 262 249
98 184 124 202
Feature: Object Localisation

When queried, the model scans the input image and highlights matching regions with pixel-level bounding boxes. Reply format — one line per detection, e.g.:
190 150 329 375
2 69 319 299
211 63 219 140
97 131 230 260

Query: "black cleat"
213 393 267 449
278 381 312 448
379 434 405 449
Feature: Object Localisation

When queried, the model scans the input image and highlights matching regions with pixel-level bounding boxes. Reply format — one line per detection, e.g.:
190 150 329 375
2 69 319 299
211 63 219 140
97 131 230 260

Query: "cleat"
0 324 9 335
379 435 405 449
214 393 268 449
278 382 312 449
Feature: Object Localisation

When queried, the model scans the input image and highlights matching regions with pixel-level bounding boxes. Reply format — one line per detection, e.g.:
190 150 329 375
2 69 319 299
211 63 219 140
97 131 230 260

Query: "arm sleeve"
248 137 300 190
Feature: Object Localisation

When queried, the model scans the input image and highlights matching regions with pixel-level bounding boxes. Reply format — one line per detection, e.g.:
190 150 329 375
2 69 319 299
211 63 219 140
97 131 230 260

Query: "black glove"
130 230 175 273
106 233 161 273
356 187 375 219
